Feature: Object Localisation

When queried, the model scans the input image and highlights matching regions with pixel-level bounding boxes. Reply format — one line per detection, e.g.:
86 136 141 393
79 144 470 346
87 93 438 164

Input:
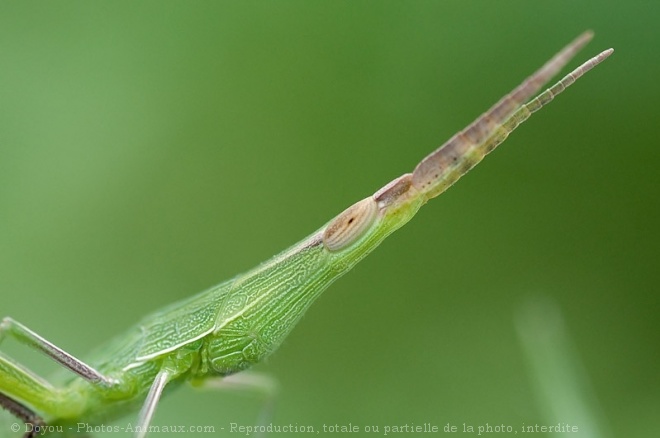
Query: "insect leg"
0 352 82 433
195 372 279 438
135 369 172 438
0 317 115 386
197 370 278 399
0 391 45 438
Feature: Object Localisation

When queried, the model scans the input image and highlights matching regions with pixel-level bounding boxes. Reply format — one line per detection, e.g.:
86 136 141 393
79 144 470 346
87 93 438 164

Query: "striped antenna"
412 33 613 200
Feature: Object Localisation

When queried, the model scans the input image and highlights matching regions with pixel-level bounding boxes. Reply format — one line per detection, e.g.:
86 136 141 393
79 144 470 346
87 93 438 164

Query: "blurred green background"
1 1 658 437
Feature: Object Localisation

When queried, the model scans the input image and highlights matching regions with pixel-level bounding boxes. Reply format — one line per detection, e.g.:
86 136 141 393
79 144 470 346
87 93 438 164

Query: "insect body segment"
0 32 612 437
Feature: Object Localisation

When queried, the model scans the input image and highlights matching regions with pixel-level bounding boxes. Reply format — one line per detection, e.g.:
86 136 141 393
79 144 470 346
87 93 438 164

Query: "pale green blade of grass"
516 296 612 438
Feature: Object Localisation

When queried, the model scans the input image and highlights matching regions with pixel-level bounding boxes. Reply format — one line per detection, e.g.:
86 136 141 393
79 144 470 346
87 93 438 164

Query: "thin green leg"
196 372 279 438
0 351 78 421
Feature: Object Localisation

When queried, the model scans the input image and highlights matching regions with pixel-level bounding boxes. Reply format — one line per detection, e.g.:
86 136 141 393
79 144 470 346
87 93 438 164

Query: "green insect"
0 32 612 437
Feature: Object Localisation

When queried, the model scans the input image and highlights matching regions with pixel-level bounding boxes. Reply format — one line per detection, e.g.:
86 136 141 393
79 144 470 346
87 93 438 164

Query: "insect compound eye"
323 197 378 252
